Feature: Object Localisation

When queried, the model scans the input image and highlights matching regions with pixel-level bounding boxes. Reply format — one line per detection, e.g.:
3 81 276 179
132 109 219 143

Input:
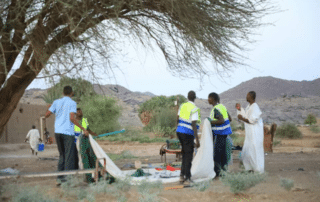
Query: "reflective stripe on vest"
74 118 88 132
210 104 232 135
176 102 201 135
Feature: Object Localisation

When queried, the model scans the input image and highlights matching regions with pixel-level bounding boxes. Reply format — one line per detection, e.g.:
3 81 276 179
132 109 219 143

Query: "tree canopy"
0 0 275 138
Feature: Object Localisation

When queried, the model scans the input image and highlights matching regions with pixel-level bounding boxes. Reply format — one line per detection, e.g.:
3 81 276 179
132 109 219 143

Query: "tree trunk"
0 64 40 139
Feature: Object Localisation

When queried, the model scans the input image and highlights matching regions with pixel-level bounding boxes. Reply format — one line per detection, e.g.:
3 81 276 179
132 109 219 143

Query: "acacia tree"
0 0 274 138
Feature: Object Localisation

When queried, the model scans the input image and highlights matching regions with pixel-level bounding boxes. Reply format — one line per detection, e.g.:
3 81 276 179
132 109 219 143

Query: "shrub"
114 177 132 192
230 122 244 132
138 180 163 202
42 76 97 104
230 133 245 147
139 95 186 137
9 185 59 202
280 178 294 191
79 95 121 135
193 180 211 192
304 114 317 125
220 171 267 194
275 123 302 139
310 125 320 133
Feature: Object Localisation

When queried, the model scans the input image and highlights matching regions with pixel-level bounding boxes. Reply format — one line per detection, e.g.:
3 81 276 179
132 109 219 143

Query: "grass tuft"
280 178 294 191
137 180 163 202
273 138 281 147
114 177 132 192
230 133 245 147
7 185 60 202
220 171 267 194
275 123 302 139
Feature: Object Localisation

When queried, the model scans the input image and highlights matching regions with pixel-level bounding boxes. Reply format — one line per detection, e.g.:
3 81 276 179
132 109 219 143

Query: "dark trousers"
55 133 79 180
177 132 194 179
214 134 228 176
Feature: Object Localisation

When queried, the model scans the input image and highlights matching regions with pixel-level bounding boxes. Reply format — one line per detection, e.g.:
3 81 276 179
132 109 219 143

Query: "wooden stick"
0 169 96 180
164 185 184 190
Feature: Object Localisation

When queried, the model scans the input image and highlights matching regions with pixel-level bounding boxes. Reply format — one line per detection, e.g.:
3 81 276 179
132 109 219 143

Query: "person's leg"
31 148 34 155
55 133 65 181
63 134 78 170
80 136 95 183
177 132 186 181
184 135 195 180
214 135 228 176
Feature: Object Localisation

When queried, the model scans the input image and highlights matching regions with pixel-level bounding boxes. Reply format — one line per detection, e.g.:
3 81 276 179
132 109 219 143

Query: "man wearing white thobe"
25 125 41 156
238 91 264 173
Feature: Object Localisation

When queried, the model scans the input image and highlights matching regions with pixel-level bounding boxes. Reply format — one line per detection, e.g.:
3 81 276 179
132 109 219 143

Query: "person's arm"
237 114 250 124
211 109 225 125
228 112 232 122
192 121 200 148
70 112 89 136
45 104 53 118
176 115 180 126
87 128 98 136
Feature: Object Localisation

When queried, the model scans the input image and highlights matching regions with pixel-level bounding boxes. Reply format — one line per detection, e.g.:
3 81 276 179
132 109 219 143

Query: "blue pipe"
93 129 126 139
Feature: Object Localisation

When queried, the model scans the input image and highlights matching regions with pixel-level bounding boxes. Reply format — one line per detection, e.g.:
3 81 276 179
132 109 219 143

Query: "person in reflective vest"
176 91 201 185
75 108 99 183
208 92 232 177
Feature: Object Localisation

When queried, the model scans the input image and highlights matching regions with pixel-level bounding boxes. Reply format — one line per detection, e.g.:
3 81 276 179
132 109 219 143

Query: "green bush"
98 128 167 143
275 123 302 139
42 76 97 104
220 171 267 194
230 133 245 147
280 178 294 191
310 125 320 133
304 114 317 125
193 180 211 192
138 180 163 202
79 95 121 135
139 95 186 137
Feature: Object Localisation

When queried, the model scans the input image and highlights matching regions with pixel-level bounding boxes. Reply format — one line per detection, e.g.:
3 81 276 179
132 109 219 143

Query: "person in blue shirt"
45 86 89 185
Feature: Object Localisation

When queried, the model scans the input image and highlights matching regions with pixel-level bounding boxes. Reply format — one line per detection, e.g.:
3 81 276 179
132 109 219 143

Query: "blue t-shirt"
49 96 77 135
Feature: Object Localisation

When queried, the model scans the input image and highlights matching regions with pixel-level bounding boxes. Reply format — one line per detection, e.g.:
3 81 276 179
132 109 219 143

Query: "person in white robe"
25 125 41 155
237 91 264 173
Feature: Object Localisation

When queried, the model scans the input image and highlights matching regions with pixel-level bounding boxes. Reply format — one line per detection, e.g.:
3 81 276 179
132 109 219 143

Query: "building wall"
0 103 55 144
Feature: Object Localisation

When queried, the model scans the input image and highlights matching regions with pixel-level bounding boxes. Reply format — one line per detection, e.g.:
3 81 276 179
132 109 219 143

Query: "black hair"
63 86 73 95
188 91 196 100
32 125 36 129
249 91 256 100
208 92 220 103
77 108 81 111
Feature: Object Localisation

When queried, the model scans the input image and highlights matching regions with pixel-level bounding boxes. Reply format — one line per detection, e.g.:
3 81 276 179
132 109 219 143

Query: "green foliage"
114 177 132 192
230 133 245 147
79 95 121 135
139 95 186 137
304 114 317 125
193 180 211 192
280 178 294 191
310 125 320 133
220 171 267 194
8 185 60 202
98 128 167 143
42 76 97 104
276 123 302 139
138 95 186 115
230 121 244 132
107 150 137 161
273 138 281 147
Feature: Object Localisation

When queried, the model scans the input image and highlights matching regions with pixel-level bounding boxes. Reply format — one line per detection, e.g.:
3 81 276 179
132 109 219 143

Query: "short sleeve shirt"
49 96 77 135
177 101 199 121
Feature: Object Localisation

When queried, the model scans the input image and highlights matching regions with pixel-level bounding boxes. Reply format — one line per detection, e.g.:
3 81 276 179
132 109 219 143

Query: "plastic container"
38 143 44 152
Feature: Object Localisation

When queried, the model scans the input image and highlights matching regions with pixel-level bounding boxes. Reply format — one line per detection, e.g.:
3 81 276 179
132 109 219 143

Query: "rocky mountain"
20 77 320 127
220 76 320 102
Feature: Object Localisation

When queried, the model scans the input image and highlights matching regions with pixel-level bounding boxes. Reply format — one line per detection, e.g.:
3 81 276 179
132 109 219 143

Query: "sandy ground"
1 125 320 201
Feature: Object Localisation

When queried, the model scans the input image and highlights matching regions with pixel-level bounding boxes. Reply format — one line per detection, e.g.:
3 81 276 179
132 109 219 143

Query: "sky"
27 0 320 99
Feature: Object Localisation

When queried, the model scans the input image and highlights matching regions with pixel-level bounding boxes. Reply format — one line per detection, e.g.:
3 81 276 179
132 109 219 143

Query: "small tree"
276 123 302 139
79 95 121 135
304 114 317 125
42 77 97 104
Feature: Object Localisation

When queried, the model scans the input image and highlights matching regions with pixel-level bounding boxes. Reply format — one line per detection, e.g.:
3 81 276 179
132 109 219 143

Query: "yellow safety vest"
176 102 201 135
74 118 89 133
210 104 232 135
